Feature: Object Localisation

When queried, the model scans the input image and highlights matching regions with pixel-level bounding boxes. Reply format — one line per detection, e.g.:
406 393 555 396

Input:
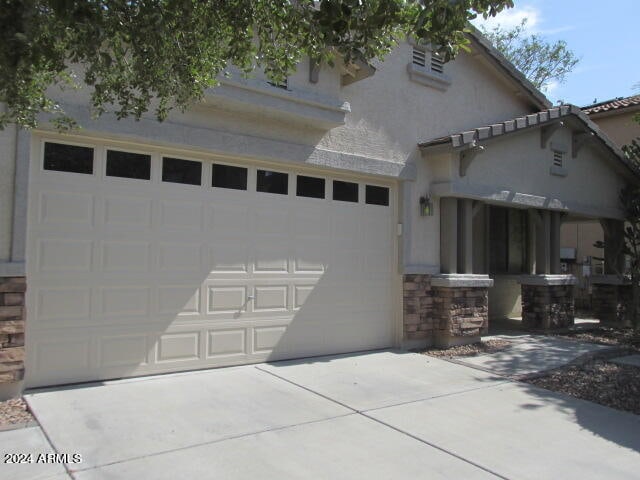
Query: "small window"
430 52 445 74
212 163 247 191
44 142 94 174
365 185 389 206
296 175 325 199
257 169 288 195
553 151 564 167
162 157 202 185
412 47 427 67
106 150 151 180
333 180 358 203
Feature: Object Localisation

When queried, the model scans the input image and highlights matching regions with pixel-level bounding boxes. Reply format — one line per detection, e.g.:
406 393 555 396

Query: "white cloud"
472 5 540 33
542 80 560 95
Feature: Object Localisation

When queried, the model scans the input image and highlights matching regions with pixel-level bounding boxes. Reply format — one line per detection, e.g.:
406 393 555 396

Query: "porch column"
600 219 625 275
592 219 630 326
550 211 562 274
527 210 537 274
539 210 551 274
440 198 458 274
459 199 473 274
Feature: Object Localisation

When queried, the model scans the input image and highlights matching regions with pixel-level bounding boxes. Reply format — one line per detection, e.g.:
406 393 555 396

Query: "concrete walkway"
2 346 639 479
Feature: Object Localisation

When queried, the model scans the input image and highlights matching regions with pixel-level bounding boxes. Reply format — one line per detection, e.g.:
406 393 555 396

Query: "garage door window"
296 175 325 199
106 150 151 180
333 180 358 203
212 163 248 190
365 185 389 206
44 142 94 174
257 169 288 195
162 157 202 185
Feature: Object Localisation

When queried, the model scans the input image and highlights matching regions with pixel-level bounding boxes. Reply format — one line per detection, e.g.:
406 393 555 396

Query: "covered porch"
404 105 636 348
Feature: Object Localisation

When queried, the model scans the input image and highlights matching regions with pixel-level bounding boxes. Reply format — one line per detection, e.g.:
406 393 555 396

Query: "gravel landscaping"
0 397 34 427
550 326 640 350
527 357 640 416
421 339 512 358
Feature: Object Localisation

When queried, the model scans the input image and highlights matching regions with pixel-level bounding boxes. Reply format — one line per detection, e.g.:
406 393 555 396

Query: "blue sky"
472 0 639 107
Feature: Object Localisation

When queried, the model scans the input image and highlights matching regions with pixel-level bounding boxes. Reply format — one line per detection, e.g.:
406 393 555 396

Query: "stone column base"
519 275 575 330
591 275 632 327
403 274 493 348
0 277 26 388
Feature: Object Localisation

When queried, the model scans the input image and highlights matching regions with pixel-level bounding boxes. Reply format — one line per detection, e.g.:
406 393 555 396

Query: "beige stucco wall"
489 276 522 320
22 40 537 275
591 109 640 147
0 121 16 263
451 126 627 219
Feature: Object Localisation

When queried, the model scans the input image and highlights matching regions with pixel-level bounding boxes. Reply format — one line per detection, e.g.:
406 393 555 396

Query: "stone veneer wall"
431 286 488 344
403 275 489 346
592 283 631 326
521 284 574 329
403 275 435 341
0 277 26 384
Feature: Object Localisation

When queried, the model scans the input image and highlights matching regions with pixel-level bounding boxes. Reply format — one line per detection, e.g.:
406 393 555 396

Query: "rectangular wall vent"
430 53 445 74
553 150 564 167
412 47 427 67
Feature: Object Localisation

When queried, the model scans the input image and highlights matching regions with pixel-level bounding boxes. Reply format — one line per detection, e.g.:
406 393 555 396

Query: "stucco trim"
419 104 638 180
406 63 451 91
518 275 577 286
37 105 416 180
206 78 350 129
0 262 25 277
10 130 30 264
430 181 624 220
431 274 494 288
590 274 630 286
467 27 551 111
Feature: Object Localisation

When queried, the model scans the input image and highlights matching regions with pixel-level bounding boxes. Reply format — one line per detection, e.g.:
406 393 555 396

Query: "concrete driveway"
5 350 640 479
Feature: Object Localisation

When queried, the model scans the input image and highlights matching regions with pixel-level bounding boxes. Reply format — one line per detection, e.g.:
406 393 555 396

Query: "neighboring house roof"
582 95 640 116
466 26 552 111
419 104 638 178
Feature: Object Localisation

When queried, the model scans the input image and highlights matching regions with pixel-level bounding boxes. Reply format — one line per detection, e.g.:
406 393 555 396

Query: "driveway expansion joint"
254 364 513 479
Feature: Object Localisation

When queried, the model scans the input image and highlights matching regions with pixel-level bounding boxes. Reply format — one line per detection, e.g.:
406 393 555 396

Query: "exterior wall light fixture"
419 195 433 217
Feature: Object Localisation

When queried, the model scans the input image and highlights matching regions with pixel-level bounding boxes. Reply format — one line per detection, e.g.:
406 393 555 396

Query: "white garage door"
25 137 397 387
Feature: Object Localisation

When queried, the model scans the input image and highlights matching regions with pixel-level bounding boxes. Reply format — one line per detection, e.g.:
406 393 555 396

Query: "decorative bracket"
459 142 485 177
540 121 564 148
572 131 595 158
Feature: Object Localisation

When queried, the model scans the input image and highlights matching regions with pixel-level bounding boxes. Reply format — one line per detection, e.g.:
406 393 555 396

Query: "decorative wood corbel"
540 121 564 148
572 131 595 158
459 142 485 177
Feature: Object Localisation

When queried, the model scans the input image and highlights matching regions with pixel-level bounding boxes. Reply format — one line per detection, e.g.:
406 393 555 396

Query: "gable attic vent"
430 52 445 74
553 150 564 167
412 47 427 67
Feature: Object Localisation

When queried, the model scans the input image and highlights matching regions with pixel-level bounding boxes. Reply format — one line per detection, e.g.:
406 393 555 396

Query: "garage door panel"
102 241 151 272
38 191 94 226
253 245 290 273
104 196 153 228
207 286 247 314
209 242 249 273
156 332 201 363
159 200 204 231
158 243 204 272
27 138 396 387
99 335 149 368
99 287 151 318
207 329 247 358
37 239 93 273
36 287 92 321
157 286 201 316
